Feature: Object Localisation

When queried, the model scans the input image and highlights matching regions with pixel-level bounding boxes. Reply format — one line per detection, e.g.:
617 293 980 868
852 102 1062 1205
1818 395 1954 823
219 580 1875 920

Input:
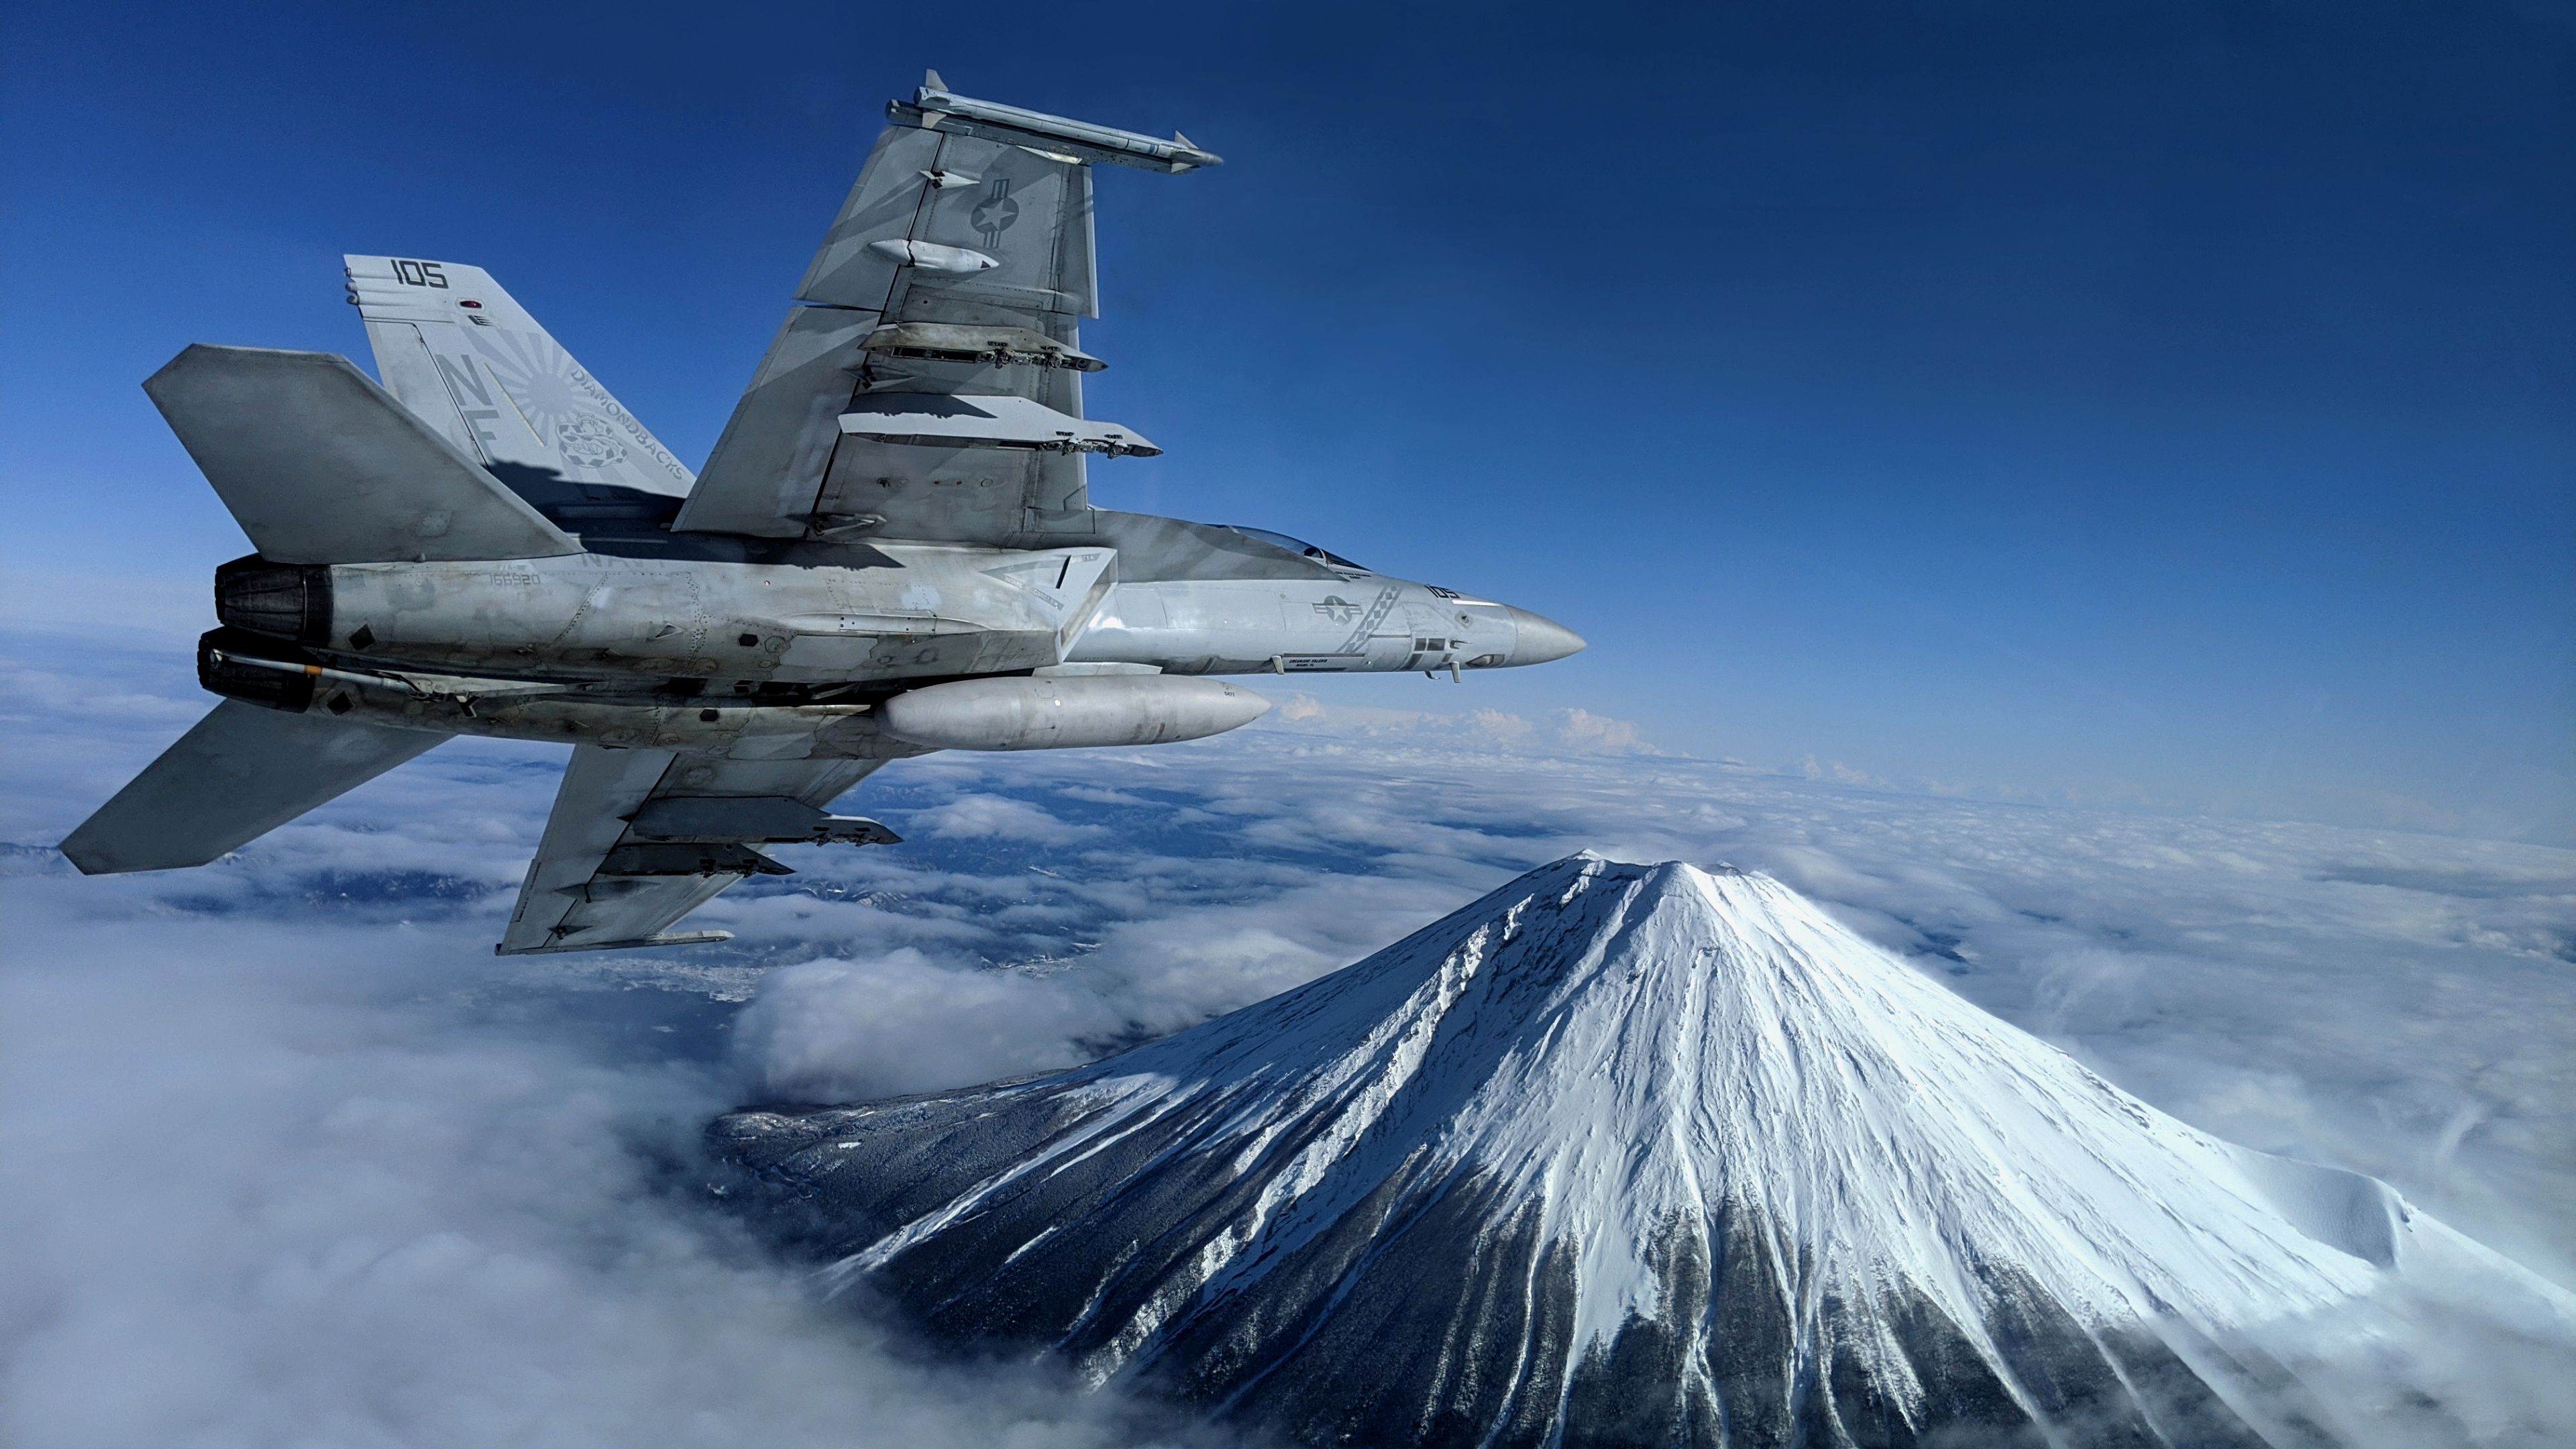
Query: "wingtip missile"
915 68 954 129
893 80 1220 173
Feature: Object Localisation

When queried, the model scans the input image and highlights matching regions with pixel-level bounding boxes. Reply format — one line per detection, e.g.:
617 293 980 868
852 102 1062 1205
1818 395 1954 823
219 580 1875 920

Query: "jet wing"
672 73 1215 545
496 746 905 955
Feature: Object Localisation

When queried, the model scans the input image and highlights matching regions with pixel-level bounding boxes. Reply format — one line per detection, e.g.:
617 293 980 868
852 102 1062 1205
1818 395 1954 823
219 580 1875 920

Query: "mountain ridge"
714 853 2573 1447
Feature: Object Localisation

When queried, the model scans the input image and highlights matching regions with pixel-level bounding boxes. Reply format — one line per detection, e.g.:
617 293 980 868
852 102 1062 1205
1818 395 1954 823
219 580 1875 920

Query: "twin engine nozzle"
215 556 333 646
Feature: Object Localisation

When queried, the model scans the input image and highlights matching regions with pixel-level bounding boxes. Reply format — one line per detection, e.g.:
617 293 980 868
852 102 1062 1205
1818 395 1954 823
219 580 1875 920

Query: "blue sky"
4 0 2569 838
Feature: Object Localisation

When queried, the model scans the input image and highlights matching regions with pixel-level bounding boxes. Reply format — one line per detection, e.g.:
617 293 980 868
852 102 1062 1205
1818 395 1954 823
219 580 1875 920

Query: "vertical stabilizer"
344 256 696 498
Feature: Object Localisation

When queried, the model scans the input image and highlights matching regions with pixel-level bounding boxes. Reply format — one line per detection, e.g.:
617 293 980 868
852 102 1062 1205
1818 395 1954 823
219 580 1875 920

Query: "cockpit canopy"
1226 526 1368 572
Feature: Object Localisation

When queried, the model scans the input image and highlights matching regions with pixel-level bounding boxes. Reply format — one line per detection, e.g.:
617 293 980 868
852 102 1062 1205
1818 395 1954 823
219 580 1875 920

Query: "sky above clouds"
2 0 2570 835
5 622 2572 1444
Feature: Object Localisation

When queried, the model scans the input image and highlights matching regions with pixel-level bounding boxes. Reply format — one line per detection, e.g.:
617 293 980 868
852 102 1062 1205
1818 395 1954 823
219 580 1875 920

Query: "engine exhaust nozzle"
215 555 333 645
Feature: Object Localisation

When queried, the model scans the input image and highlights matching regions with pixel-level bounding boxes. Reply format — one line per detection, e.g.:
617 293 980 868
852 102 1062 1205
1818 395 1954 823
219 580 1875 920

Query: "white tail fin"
343 256 695 497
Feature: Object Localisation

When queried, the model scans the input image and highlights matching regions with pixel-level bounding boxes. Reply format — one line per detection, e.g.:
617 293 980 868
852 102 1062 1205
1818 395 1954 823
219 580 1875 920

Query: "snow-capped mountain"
712 853 2573 1447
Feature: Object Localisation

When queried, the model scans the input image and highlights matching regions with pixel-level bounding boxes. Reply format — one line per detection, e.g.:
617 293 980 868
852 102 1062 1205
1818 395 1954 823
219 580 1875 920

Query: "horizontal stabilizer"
60 700 451 874
145 344 583 564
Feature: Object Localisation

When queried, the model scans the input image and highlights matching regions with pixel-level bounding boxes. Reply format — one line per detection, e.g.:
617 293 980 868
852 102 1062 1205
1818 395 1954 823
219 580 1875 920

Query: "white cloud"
735 949 1119 1102
1792 752 1887 787
1554 707 1656 755
911 793 1104 845
0 908 1222 1449
7 625 2574 1442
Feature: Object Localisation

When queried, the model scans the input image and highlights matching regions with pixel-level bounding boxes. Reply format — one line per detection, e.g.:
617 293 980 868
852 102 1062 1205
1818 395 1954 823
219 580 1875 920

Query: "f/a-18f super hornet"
62 74 1583 954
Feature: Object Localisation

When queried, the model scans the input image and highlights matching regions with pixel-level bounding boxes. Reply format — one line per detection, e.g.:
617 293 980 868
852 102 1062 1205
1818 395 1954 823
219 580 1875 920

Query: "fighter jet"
60 73 1585 955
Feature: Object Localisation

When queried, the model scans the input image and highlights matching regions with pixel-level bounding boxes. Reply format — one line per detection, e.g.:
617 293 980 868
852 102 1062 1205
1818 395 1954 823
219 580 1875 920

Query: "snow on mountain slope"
713 854 2575 1448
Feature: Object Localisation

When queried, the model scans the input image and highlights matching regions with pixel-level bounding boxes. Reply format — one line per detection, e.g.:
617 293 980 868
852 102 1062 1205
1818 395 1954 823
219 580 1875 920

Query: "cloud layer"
5 628 2571 1444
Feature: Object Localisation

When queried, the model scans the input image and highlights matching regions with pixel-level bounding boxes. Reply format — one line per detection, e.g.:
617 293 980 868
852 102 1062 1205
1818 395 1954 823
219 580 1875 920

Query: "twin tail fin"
342 256 694 499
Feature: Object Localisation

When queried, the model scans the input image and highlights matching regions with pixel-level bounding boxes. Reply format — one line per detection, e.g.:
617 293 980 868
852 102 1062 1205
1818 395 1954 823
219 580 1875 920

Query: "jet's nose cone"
1504 607 1586 667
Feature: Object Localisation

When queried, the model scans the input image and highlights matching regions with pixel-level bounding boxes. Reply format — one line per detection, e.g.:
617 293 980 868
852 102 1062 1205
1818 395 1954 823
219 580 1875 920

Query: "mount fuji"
713 854 2574 1447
